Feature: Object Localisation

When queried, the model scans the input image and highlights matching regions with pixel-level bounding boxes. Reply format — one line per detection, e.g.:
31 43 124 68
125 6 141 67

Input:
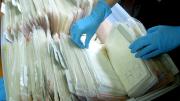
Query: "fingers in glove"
141 49 161 60
71 37 85 48
135 45 157 58
147 26 158 34
129 36 150 53
85 32 94 48
70 24 82 41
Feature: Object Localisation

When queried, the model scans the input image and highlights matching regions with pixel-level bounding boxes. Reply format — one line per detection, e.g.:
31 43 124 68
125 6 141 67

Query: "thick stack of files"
0 0 97 100
58 33 127 98
1 0 96 35
1 1 180 101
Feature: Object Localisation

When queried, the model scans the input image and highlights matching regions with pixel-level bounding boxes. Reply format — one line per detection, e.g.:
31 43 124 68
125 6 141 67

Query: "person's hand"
0 78 6 101
70 0 111 48
129 25 180 59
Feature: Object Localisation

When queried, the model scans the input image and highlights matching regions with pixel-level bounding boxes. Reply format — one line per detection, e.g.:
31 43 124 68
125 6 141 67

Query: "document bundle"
1 0 180 101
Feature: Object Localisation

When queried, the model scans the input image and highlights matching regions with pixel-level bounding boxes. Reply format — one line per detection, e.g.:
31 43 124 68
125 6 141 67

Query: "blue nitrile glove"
0 77 6 101
70 0 112 48
129 25 180 60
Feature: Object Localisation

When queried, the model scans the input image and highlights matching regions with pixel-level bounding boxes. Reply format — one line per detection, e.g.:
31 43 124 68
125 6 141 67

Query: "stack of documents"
1 1 179 101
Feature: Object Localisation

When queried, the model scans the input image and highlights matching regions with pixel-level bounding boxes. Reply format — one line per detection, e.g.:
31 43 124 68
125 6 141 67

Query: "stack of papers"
105 24 157 97
58 34 126 98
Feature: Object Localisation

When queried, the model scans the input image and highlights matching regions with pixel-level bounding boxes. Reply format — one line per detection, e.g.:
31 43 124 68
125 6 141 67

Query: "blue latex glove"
129 25 180 60
0 77 6 101
70 0 111 48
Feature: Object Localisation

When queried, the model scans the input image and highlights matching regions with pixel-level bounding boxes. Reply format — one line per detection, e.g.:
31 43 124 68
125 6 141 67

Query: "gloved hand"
129 25 180 60
0 77 6 101
70 0 111 48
